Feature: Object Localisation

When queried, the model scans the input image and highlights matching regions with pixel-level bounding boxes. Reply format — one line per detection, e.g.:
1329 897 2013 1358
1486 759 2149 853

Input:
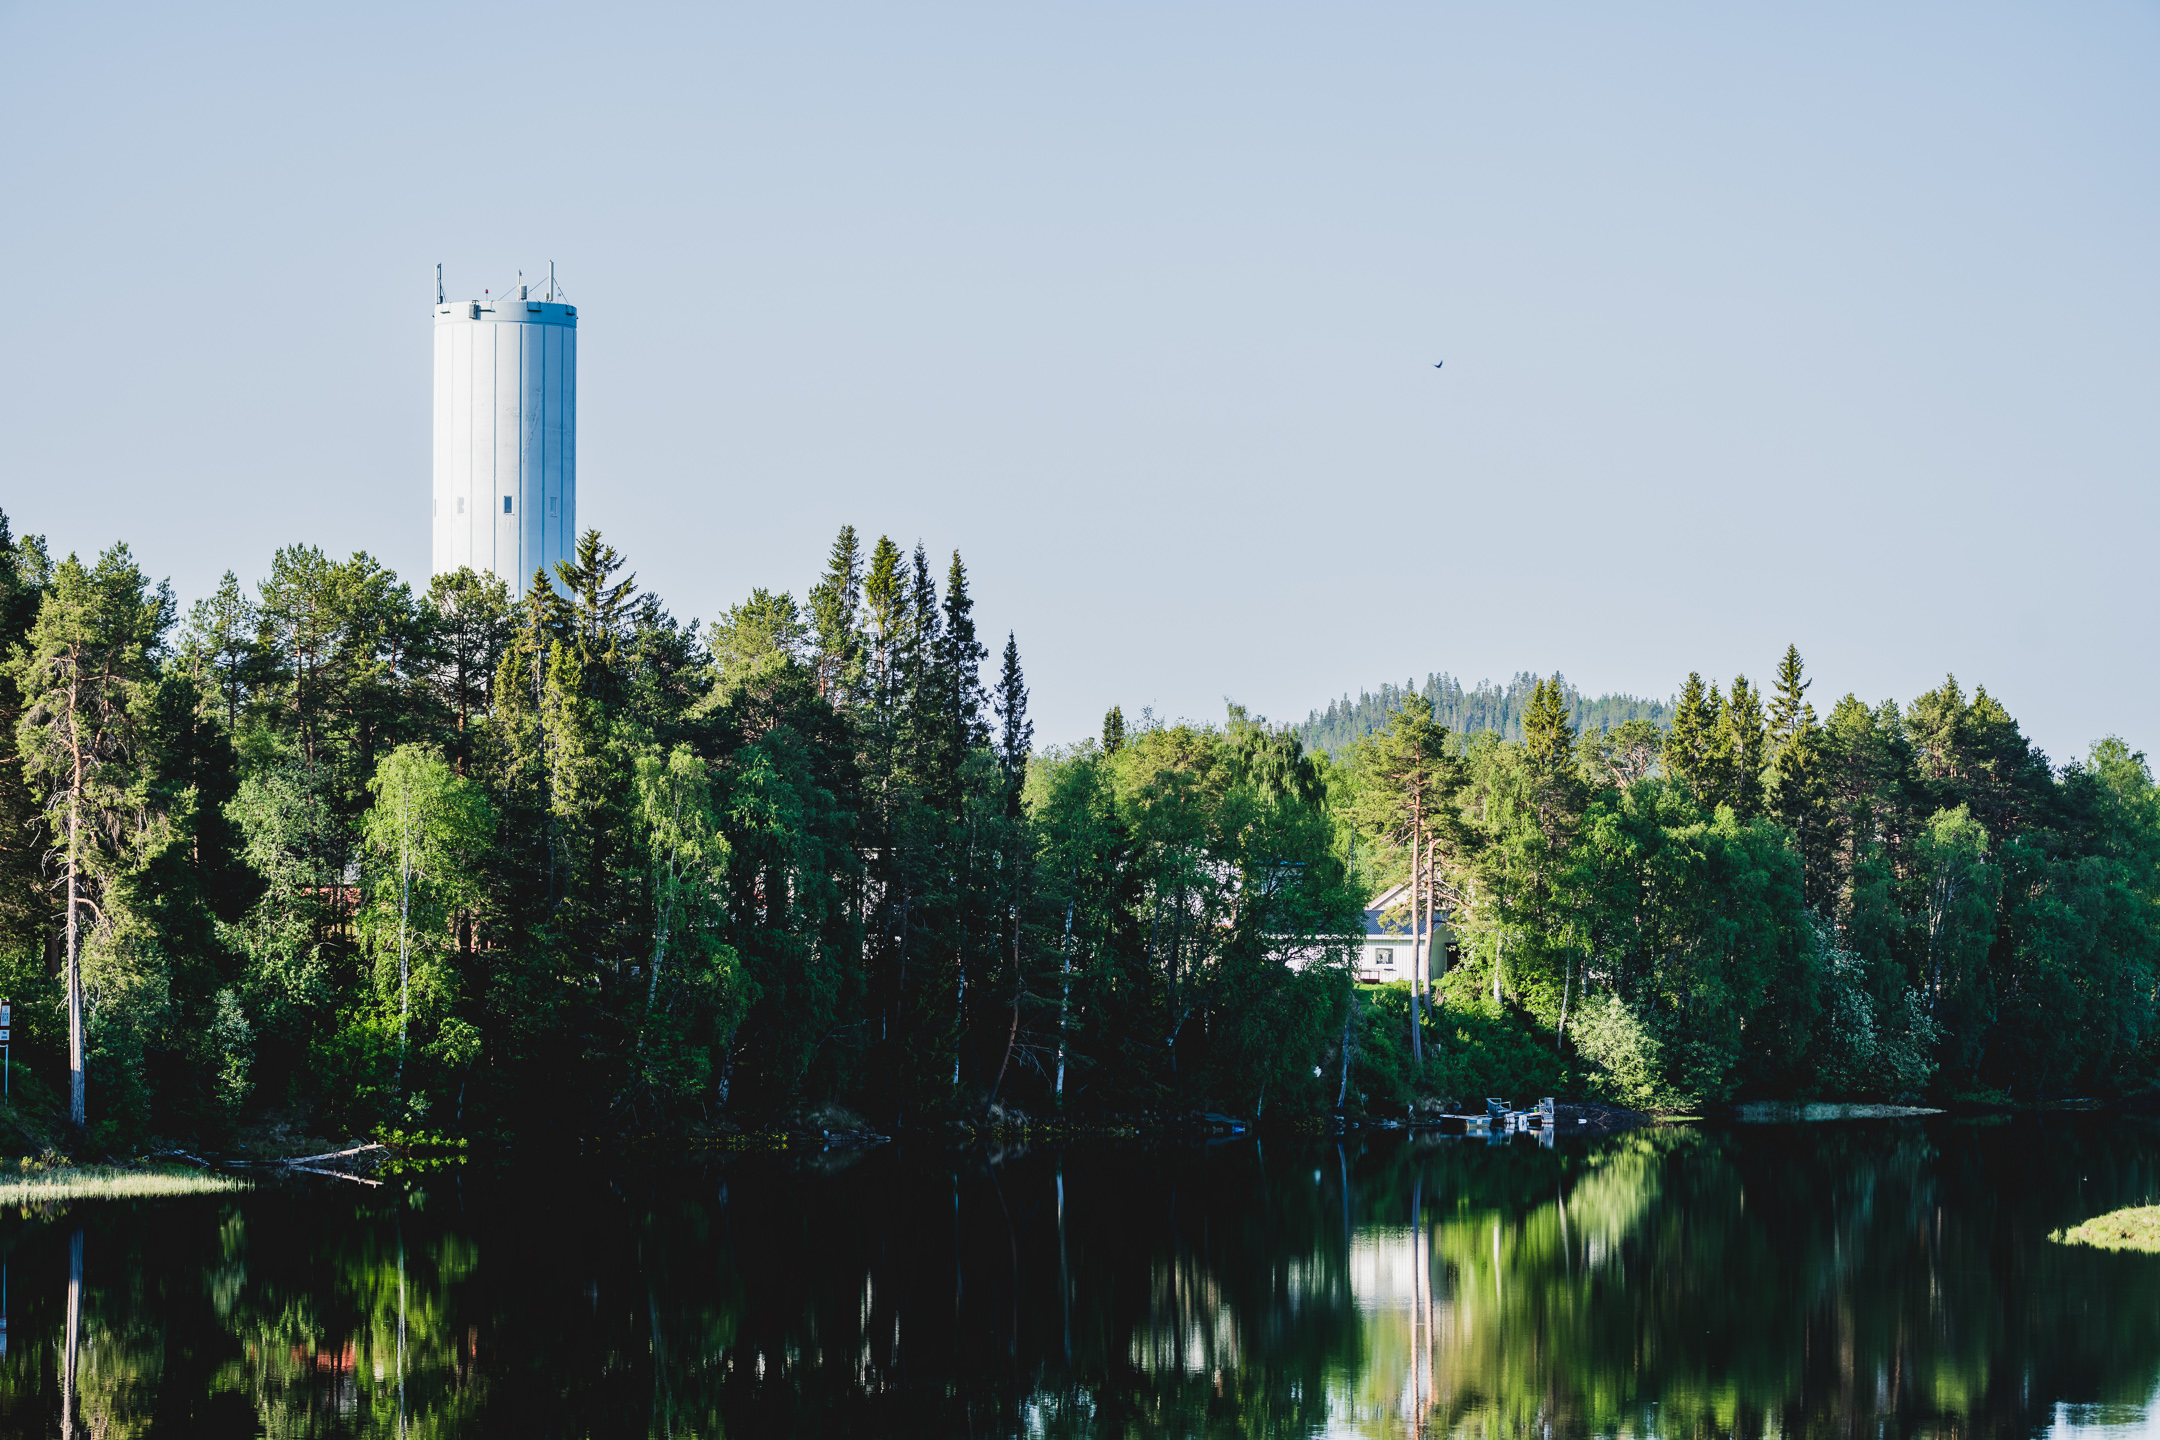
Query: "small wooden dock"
1453 1097 1556 1137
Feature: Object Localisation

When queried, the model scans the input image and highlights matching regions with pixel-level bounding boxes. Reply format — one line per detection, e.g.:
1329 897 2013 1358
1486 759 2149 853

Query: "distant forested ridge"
0 505 2154 1151
1299 672 1671 755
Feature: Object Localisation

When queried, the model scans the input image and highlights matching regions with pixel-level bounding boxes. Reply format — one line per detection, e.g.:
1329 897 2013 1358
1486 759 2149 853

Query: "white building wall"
432 296 577 595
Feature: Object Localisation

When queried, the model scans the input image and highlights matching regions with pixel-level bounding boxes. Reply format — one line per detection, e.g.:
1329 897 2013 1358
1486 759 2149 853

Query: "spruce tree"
551 529 637 692
898 544 945 796
808 525 865 706
1702 683 1731 809
1102 705 1126 756
1766 644 1831 903
1767 644 1814 746
939 551 989 753
1723 676 1767 818
862 535 906 692
1521 675 1584 848
993 632 1031 813
0 513 50 963
1522 676 1577 784
1666 673 1714 808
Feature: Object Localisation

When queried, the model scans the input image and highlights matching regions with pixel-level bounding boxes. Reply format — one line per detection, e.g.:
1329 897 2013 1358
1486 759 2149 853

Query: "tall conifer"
862 536 905 691
939 551 988 751
10 544 174 1130
808 525 865 706
1766 644 1831 903
180 571 264 731
898 545 946 796
993 632 1031 813
1723 677 1767 818
1666 673 1715 808
1348 693 1464 1065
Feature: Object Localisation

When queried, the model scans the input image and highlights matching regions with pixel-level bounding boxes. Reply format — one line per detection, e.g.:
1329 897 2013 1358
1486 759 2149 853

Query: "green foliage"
0 497 2152 1144
1323 644 2160 1113
1566 991 1670 1107
1810 917 1937 1100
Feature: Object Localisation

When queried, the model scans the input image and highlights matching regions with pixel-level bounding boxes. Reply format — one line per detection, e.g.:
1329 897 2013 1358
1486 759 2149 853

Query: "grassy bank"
2051 1205 2160 1254
0 1163 251 1203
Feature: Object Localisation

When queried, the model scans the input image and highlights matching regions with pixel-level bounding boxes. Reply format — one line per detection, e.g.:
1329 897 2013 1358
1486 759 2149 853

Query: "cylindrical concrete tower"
432 284 577 595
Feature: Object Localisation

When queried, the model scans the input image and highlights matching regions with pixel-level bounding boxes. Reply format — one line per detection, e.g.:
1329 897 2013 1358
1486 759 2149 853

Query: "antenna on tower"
548 261 555 302
436 263 444 306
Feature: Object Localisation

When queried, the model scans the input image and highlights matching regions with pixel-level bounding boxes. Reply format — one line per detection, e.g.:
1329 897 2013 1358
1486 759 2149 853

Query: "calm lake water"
1 1115 2157 1437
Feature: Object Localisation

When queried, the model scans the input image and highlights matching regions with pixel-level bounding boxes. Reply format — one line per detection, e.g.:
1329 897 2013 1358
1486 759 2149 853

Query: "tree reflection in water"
0 1117 2155 1437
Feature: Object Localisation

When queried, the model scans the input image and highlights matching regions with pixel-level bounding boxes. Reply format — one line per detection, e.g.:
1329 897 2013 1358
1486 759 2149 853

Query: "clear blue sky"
3 2 2154 763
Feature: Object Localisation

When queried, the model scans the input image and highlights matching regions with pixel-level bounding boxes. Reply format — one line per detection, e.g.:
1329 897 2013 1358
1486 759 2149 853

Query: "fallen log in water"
253 1142 389 1186
275 1143 387 1167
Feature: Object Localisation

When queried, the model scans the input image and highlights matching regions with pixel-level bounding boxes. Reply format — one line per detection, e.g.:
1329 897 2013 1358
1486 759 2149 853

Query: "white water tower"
432 266 577 595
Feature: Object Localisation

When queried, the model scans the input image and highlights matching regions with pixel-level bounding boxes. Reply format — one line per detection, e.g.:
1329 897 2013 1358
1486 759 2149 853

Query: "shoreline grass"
0 1164 252 1203
2050 1205 2160 1254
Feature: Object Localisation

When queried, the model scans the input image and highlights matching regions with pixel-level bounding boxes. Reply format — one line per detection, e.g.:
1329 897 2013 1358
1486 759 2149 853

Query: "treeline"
2 506 2154 1149
0 514 1363 1147
1300 672 1670 756
1330 659 2160 1111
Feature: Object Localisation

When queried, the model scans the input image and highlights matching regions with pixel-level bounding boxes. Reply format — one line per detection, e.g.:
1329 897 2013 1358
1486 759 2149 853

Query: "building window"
503 495 513 514
549 496 558 515
1373 948 1393 968
456 497 465 515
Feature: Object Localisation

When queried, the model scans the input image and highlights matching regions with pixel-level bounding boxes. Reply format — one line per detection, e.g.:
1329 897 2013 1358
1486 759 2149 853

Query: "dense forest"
1 510 2155 1150
1299 672 1670 755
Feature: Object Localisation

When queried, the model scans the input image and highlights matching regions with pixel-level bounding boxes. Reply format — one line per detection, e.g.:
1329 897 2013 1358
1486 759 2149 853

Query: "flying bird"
1433 361 1444 369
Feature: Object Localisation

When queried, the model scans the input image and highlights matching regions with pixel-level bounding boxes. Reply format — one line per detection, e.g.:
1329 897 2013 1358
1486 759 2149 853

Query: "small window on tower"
503 496 513 514
549 496 558 515
456 497 465 515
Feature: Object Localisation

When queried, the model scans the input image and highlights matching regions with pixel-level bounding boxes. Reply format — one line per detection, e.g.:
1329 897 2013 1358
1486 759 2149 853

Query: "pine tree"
9 544 174 1130
424 567 512 756
1347 693 1465 1066
255 544 338 764
179 570 263 731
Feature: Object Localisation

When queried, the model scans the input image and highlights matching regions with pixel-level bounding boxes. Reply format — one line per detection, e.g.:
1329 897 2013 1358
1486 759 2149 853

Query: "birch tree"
363 743 490 1093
